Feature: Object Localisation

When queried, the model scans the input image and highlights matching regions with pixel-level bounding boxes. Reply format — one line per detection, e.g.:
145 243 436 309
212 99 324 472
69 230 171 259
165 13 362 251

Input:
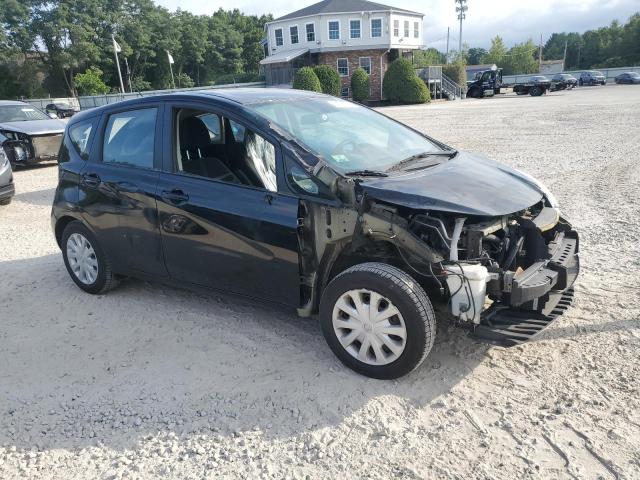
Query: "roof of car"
67 88 328 125
0 100 29 106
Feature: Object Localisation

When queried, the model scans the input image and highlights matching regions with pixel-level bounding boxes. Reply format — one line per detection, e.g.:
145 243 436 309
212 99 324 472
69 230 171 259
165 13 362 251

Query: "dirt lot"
1 85 639 480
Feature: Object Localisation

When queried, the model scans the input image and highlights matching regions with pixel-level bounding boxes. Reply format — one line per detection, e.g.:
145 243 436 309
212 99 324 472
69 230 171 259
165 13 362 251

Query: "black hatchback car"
52 89 579 379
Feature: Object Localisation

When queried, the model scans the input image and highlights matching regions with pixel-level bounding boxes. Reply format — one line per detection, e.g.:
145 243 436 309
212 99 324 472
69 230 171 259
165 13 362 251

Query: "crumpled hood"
0 119 65 136
360 151 544 216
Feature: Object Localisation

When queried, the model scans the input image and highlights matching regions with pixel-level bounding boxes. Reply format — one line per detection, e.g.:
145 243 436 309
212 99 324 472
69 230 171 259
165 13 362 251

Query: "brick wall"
317 49 389 101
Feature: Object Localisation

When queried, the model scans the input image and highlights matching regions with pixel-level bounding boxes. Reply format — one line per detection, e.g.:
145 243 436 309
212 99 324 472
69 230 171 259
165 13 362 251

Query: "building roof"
260 48 309 65
274 0 422 22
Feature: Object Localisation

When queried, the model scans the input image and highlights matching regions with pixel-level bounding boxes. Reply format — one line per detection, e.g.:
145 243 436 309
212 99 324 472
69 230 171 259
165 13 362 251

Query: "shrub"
293 67 322 92
442 62 467 85
383 58 430 104
351 67 370 102
313 65 341 96
74 67 109 96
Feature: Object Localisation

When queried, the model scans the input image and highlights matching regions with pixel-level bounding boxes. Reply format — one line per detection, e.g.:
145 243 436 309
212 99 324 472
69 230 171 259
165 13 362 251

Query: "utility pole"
562 39 568 70
112 35 125 94
538 33 543 72
123 57 132 93
455 0 468 57
446 27 450 64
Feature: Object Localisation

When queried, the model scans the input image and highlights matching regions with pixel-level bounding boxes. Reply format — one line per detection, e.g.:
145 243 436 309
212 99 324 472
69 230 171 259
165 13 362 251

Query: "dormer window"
275 28 283 46
350 19 361 39
328 20 340 40
290 26 299 44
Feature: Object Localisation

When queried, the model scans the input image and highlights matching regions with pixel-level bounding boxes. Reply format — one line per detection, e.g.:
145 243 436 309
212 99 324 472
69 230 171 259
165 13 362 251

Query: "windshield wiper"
386 150 458 172
344 169 389 177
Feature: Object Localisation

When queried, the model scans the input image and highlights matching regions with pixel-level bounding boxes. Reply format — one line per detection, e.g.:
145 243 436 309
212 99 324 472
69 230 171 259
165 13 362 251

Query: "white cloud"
156 0 638 49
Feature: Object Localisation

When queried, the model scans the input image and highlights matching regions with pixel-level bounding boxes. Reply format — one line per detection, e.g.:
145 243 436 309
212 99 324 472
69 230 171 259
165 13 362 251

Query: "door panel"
78 104 167 277
156 173 300 305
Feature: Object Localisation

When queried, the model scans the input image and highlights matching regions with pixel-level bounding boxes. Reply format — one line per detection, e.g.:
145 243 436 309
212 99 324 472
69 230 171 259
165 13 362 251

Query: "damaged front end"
296 162 579 346
1 130 63 165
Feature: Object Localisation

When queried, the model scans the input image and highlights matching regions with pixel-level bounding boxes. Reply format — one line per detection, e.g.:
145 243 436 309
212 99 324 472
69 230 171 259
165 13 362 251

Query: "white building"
260 0 424 99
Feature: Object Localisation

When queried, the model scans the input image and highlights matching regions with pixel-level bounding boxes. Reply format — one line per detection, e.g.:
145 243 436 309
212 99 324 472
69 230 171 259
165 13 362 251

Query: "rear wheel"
61 221 118 294
320 263 435 379
0 197 11 206
530 86 543 96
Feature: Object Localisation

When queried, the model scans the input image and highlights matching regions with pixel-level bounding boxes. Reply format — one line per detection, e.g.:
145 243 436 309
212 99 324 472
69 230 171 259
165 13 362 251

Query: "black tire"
61 220 118 294
530 86 543 96
319 262 435 379
0 197 11 206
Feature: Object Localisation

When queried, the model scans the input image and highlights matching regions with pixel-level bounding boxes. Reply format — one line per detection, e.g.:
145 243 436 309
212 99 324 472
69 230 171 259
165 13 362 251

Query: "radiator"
31 134 63 159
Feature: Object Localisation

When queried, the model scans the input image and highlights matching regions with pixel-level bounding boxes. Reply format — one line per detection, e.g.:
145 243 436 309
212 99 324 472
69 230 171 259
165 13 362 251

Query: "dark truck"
466 69 552 98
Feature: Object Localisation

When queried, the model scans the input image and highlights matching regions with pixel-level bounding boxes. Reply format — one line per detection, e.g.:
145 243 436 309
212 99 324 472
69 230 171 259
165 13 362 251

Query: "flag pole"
167 51 176 89
112 35 125 94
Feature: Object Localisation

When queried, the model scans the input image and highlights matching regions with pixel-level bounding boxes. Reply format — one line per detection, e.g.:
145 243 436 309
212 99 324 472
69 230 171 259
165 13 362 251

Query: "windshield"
0 105 50 123
629 72 640 78
247 97 444 172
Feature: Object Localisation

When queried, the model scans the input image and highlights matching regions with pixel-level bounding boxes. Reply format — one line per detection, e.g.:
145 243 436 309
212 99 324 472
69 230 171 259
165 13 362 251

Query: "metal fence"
503 66 640 85
22 81 266 112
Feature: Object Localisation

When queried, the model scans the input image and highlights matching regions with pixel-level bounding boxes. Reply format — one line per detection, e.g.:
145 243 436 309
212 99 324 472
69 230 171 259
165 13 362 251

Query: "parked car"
579 71 606 86
51 89 579 379
551 73 578 90
45 102 76 118
614 72 640 84
0 148 15 205
0 101 66 167
513 76 552 96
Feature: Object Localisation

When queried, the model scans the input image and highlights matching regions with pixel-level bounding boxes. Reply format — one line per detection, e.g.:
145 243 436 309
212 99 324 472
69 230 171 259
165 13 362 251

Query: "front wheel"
319 263 436 379
61 221 119 294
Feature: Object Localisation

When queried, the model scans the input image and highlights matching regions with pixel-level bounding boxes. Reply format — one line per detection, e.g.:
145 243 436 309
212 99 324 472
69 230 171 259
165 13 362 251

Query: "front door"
79 104 167 277
156 102 300 305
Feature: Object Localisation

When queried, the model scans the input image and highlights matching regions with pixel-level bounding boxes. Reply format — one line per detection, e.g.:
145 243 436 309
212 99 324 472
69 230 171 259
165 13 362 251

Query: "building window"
306 23 315 42
290 26 299 44
350 19 361 39
337 58 349 76
328 20 340 40
341 86 349 98
275 28 283 46
393 20 399 37
359 57 371 74
371 18 382 38
414 21 420 38
404 21 409 37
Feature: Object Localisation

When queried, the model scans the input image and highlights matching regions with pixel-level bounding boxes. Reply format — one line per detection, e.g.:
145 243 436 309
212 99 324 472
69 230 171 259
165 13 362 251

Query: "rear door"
155 100 300 305
79 103 167 278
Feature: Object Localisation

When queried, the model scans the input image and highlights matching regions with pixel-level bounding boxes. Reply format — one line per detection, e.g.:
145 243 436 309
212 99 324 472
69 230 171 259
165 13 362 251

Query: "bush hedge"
382 58 430 104
313 65 341 96
293 67 322 92
442 62 467 86
351 67 370 102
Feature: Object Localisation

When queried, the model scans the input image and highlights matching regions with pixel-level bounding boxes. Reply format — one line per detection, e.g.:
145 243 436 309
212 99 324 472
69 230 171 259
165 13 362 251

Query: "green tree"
313 65 341 96
503 39 538 75
74 66 109 95
467 47 487 65
351 67 370 102
482 36 507 66
293 67 321 92
413 48 445 67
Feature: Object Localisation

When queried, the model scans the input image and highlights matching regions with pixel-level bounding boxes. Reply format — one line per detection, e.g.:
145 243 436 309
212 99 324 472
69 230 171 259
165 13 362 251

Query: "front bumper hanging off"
472 229 580 346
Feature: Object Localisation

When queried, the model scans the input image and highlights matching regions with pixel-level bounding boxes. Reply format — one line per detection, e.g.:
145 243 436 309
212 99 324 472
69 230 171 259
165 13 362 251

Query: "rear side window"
59 118 96 163
103 108 157 169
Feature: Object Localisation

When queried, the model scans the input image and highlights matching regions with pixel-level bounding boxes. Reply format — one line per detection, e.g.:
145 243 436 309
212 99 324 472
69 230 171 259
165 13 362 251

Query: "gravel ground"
0 85 639 480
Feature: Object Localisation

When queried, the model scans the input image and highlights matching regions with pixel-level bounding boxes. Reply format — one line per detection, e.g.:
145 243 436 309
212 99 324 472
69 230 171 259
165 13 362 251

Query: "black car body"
0 101 66 166
51 89 580 378
0 147 14 205
551 74 578 91
579 71 606 86
45 102 76 118
614 72 640 84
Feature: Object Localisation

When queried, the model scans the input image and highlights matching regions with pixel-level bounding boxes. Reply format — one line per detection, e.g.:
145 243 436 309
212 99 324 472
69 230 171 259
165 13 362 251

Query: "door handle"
161 189 189 204
116 181 139 193
81 172 101 187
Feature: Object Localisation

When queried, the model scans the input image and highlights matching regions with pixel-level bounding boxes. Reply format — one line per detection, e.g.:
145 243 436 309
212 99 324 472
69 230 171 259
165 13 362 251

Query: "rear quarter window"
59 118 96 163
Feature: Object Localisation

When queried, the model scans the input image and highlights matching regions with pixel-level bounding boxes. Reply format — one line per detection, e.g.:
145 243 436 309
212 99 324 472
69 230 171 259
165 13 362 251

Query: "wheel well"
54 216 77 247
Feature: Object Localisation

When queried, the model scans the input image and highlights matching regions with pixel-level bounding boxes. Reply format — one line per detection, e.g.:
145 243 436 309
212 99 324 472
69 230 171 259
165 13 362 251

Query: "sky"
155 0 639 51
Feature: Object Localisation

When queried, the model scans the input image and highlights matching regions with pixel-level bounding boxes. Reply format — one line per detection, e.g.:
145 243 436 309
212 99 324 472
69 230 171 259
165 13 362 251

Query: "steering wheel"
332 139 359 156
